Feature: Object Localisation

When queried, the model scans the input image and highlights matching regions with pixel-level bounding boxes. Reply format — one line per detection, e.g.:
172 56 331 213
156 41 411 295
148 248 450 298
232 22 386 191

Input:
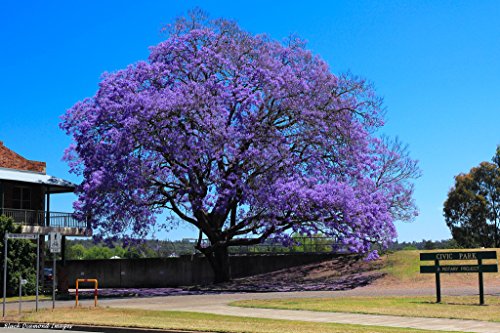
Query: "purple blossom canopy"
61 17 418 258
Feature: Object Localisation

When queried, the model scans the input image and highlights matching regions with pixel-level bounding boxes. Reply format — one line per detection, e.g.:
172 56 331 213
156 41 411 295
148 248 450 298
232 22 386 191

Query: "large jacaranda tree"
61 12 420 282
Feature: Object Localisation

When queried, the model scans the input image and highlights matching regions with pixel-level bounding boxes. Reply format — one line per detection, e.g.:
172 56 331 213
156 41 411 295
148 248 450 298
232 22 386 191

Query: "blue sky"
0 1 499 242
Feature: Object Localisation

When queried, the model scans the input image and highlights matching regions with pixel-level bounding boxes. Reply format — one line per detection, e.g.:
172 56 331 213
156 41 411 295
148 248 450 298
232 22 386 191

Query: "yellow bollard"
75 279 98 307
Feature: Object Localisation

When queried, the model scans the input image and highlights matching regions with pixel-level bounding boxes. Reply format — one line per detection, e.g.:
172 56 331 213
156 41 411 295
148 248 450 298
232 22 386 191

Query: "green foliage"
388 239 461 251
82 246 114 259
66 244 85 259
65 235 339 259
66 242 159 260
0 215 37 296
444 146 500 248
422 240 436 250
123 245 156 259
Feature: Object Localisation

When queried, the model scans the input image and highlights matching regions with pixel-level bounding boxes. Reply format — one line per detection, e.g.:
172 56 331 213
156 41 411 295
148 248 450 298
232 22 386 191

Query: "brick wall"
0 141 46 173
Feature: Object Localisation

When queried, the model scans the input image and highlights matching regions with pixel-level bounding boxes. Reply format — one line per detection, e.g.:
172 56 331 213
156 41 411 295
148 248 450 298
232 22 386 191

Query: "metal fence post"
19 276 22 314
3 233 7 317
52 254 56 309
36 234 39 311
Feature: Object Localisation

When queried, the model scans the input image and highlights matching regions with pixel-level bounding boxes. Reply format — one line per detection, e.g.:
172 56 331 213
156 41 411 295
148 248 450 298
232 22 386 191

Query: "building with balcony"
0 141 89 237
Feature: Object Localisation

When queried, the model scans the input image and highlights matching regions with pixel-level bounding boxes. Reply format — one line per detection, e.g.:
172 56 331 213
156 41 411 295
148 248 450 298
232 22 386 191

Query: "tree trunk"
207 246 231 283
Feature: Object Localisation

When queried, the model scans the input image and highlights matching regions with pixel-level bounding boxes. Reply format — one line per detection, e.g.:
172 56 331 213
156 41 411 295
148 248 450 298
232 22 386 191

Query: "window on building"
12 186 31 210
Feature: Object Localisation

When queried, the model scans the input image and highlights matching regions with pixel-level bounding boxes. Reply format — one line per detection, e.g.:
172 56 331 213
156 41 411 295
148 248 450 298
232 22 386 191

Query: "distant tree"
83 246 114 259
111 246 127 258
444 146 500 248
66 240 167 259
388 239 459 251
422 239 436 250
61 10 420 282
0 216 37 296
442 238 461 249
67 243 86 260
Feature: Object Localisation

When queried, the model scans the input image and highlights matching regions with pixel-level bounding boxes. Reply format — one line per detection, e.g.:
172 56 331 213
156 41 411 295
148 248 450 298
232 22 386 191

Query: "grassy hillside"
378 248 500 287
230 248 500 323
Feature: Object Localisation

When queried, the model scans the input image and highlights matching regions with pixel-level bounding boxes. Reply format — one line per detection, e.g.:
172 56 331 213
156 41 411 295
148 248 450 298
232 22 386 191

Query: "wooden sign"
420 264 498 274
420 251 497 261
419 250 498 305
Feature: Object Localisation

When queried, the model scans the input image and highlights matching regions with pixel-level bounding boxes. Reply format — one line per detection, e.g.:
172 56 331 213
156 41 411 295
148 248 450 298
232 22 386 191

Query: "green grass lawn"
6 307 464 333
232 296 500 322
2 295 50 303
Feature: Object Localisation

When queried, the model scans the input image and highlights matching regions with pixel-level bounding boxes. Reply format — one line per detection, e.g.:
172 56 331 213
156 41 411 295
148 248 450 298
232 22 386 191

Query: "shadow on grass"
411 300 490 306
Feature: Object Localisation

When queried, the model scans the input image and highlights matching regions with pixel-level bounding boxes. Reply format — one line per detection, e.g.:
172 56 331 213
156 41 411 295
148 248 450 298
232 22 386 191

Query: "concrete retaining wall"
57 253 339 288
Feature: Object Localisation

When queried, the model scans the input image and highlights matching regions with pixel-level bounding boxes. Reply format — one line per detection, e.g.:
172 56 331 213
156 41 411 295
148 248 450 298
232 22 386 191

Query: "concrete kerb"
2 322 209 333
71 324 210 333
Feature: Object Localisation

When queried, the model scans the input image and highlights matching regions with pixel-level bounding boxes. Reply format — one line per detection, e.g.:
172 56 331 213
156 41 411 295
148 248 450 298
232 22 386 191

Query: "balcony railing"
1 208 86 229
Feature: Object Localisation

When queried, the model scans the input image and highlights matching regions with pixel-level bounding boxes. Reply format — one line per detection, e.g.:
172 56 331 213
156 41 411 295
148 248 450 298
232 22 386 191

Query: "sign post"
479 258 484 305
435 258 441 303
49 232 61 309
19 277 27 314
420 251 498 305
3 233 7 318
3 233 40 317
19 276 21 315
36 235 39 312
52 254 56 309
